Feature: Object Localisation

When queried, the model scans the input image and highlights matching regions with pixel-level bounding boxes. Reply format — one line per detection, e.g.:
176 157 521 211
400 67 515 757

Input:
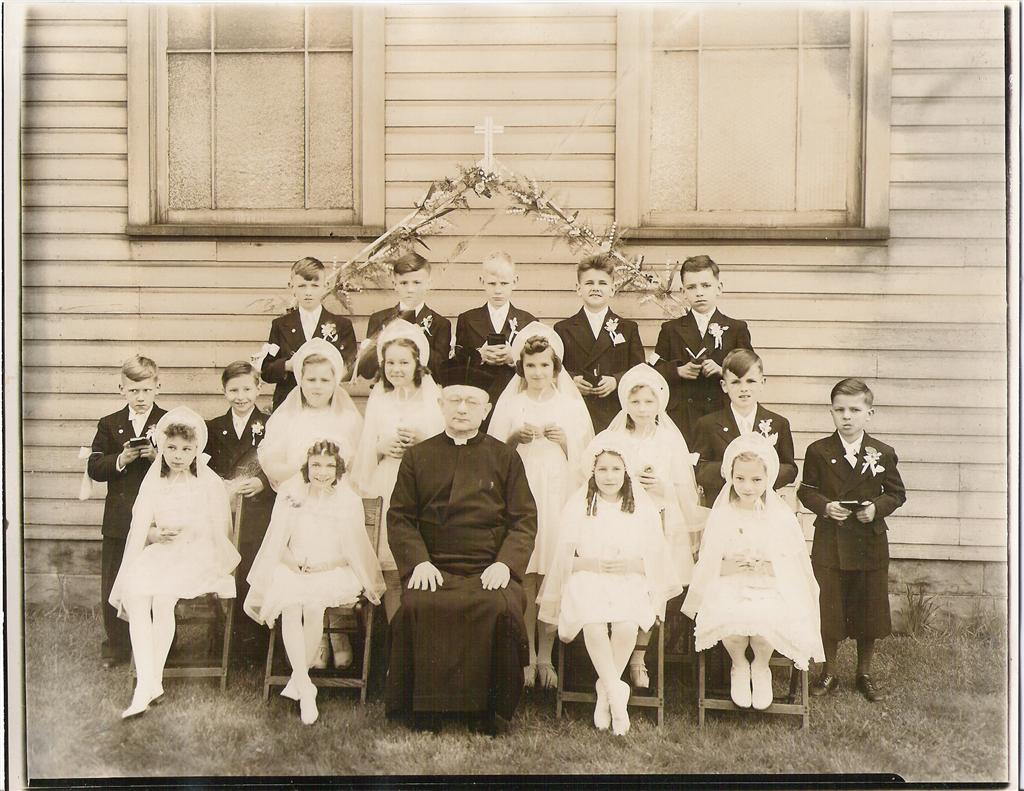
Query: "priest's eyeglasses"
442 394 487 408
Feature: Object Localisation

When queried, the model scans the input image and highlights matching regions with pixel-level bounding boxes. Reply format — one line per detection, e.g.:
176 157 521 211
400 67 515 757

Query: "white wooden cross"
473 116 504 173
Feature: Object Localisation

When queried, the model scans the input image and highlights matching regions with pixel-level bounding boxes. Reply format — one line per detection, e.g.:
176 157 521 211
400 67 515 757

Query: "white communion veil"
258 337 363 490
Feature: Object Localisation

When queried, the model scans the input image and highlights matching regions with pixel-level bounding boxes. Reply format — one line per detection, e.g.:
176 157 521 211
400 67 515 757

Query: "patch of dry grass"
23 607 1008 782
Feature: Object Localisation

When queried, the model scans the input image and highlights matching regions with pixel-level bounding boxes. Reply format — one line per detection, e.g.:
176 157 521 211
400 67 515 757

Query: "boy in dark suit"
652 255 753 446
555 253 644 433
205 361 275 662
261 256 357 410
798 378 906 702
693 349 798 505
87 355 167 668
365 251 452 376
453 251 536 414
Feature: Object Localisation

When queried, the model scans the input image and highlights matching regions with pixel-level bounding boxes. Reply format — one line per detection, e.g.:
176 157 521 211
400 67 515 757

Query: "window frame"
126 5 385 238
615 6 891 241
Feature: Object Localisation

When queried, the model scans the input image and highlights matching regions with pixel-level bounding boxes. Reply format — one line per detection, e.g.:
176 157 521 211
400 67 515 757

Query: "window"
127 4 384 235
616 6 889 238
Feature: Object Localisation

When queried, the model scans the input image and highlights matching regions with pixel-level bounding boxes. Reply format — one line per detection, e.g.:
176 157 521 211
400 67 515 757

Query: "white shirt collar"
487 302 511 333
400 302 424 317
840 432 865 456
691 309 713 336
231 407 255 439
731 405 758 435
583 306 609 338
298 304 322 340
444 429 476 446
129 406 153 435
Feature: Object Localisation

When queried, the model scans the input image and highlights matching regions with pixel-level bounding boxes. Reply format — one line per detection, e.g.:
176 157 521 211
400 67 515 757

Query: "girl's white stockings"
123 595 177 717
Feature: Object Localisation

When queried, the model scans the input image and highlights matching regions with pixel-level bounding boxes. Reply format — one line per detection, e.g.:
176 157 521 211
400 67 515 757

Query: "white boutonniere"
421 315 433 337
861 446 885 476
708 322 729 350
605 317 626 346
507 317 519 344
757 418 779 446
320 322 338 343
251 420 264 446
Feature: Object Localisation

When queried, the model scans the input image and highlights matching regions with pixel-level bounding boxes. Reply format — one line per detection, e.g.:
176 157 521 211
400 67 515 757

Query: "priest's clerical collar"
444 429 483 446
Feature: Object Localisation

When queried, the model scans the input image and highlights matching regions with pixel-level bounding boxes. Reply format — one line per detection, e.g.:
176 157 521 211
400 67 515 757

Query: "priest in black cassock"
385 360 537 735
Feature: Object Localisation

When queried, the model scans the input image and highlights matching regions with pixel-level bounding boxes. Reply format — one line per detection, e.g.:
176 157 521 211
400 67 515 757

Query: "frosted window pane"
167 6 210 49
215 54 304 209
698 50 797 211
649 52 697 212
797 48 850 211
702 8 798 48
309 6 353 48
652 8 698 49
167 54 211 209
308 53 353 209
803 9 850 45
214 6 304 49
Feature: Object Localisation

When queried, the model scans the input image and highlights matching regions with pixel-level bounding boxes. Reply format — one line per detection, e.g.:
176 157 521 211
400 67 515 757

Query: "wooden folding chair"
697 648 809 728
132 494 243 691
263 497 382 704
556 621 666 727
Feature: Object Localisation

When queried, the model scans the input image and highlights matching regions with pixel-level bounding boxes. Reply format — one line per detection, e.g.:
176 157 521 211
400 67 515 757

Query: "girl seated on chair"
538 436 680 736
258 338 363 671
596 363 707 689
682 434 824 711
487 322 594 690
245 437 384 725
109 406 240 720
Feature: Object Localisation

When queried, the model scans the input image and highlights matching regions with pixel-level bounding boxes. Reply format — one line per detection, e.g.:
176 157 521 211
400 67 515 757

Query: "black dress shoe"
809 673 840 697
856 674 885 702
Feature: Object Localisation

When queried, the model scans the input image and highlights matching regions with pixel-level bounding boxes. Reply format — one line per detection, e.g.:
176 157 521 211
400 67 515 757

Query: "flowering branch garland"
252 161 687 318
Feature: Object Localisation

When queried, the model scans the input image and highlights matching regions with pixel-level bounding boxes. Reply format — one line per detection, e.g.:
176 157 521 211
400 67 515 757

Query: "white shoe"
523 664 536 688
299 685 319 725
281 677 300 701
121 692 151 720
536 662 558 689
311 636 329 670
331 632 353 670
629 656 650 689
609 679 631 736
730 659 752 708
594 680 611 731
751 665 774 710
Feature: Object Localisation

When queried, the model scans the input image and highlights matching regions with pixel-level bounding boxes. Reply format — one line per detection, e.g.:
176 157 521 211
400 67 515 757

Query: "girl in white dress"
351 319 444 620
245 437 385 724
110 406 240 719
538 436 681 735
258 338 363 669
683 434 824 710
597 363 707 687
487 321 594 688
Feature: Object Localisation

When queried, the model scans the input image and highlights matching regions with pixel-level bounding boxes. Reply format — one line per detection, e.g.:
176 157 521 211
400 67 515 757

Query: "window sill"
126 224 387 239
623 227 890 243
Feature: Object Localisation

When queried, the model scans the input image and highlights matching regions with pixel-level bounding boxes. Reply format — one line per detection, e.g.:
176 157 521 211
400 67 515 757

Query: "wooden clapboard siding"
19 3 1009 607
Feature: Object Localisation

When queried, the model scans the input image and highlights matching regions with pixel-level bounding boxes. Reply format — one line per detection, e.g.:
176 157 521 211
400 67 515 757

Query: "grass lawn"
23 607 1007 782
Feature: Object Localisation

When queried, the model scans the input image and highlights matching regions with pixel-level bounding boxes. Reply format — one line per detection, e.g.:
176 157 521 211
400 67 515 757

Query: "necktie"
845 447 858 468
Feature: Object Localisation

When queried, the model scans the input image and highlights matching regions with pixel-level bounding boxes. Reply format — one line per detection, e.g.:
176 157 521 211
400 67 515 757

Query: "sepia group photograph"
2 0 1018 786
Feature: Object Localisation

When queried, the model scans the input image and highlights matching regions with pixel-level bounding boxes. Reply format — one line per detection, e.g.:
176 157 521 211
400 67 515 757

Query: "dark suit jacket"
554 307 645 433
87 404 167 539
205 407 275 547
693 404 798 505
652 308 752 444
367 304 452 376
261 308 357 410
797 432 906 571
452 303 537 403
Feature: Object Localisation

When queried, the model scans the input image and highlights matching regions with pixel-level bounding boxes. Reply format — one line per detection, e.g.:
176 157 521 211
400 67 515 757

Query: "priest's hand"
408 561 444 592
480 562 511 590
